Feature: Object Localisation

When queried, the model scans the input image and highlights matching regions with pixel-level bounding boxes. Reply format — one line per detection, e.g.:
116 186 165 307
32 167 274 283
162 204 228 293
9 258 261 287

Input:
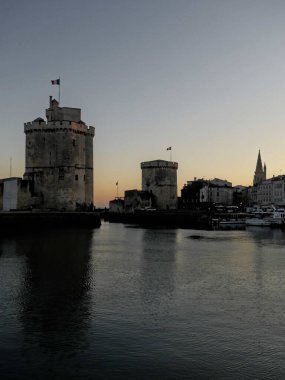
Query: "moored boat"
245 217 271 226
219 219 246 225
245 211 272 227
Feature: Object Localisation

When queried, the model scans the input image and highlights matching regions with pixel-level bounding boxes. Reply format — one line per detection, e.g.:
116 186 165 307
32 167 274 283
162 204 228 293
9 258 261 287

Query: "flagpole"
167 147 172 161
59 76 61 104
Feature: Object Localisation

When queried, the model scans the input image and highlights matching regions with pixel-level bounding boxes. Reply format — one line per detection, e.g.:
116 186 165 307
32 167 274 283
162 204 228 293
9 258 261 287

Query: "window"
59 168 65 180
75 174 78 181
73 140 76 147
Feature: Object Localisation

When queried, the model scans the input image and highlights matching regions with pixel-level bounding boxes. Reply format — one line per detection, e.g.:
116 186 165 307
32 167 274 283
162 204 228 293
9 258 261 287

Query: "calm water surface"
1 223 285 379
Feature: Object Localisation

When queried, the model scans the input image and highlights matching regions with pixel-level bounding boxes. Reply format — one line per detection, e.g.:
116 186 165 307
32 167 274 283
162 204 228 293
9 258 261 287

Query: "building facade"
256 179 272 205
272 176 285 205
23 97 95 210
247 175 285 207
124 190 153 213
180 178 207 209
232 185 247 206
109 198 124 213
200 178 233 206
0 178 32 211
141 160 178 210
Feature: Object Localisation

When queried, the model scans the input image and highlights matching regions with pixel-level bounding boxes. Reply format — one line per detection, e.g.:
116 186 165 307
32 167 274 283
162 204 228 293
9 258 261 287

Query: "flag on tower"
166 146 171 151
51 79 60 85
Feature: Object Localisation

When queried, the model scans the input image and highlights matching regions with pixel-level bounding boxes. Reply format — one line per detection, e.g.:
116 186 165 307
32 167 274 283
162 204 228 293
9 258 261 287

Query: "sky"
1 0 285 207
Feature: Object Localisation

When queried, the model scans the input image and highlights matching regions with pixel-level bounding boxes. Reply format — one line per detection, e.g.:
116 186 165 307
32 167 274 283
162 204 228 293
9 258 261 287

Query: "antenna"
9 157 12 177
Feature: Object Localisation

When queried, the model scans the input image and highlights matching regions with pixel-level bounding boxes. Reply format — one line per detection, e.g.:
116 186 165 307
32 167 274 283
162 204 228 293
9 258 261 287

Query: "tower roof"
253 149 266 185
141 160 178 169
255 149 263 173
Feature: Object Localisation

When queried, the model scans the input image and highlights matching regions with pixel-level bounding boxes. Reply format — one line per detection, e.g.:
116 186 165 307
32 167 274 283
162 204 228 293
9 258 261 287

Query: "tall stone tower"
141 160 178 209
24 97 95 210
253 150 266 185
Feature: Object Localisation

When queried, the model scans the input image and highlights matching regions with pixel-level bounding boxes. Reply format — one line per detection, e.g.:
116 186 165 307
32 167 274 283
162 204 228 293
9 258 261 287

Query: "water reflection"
247 226 285 246
17 229 93 378
1 224 285 379
140 229 177 307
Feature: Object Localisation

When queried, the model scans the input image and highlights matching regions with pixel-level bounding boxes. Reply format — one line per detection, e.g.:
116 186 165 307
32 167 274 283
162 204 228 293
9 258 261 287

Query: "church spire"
253 149 266 185
255 149 263 172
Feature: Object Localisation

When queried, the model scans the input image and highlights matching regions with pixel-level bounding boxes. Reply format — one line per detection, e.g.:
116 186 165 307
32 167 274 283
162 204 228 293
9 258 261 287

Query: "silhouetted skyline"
1 0 285 206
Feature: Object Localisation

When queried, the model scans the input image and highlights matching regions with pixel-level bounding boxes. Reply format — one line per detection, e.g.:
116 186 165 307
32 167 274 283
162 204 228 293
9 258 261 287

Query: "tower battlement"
24 120 95 136
141 160 178 170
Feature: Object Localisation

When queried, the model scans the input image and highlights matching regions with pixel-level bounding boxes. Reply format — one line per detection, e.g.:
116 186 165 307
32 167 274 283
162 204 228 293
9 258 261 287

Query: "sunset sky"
1 0 285 207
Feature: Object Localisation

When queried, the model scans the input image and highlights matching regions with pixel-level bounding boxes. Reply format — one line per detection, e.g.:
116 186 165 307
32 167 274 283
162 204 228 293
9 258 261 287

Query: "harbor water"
1 223 285 379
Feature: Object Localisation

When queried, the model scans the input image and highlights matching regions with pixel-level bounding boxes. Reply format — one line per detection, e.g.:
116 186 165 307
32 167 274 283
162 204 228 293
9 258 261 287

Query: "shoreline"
0 211 101 230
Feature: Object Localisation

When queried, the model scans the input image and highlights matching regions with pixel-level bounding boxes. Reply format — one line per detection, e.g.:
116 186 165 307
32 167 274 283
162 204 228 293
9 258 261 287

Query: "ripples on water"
1 223 285 379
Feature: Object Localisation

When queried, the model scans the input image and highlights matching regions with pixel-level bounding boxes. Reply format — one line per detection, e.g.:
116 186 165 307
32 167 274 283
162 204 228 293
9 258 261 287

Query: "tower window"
73 140 76 147
75 174 78 181
59 168 65 180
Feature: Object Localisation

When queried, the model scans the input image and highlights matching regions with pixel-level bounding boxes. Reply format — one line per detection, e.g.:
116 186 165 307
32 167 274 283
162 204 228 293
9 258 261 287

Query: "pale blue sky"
1 0 285 206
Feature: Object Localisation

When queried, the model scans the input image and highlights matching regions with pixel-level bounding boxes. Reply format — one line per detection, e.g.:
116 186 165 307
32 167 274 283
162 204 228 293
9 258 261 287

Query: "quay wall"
0 211 101 230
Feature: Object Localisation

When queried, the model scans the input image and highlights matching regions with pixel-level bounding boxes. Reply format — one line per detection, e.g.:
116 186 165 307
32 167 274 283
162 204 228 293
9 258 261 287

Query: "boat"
245 211 271 227
267 209 285 226
219 219 246 225
211 212 247 226
245 217 271 226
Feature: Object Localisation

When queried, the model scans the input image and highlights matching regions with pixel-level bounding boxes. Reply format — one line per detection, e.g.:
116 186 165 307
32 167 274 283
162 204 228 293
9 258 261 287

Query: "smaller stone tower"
141 160 178 209
24 97 95 210
253 150 266 185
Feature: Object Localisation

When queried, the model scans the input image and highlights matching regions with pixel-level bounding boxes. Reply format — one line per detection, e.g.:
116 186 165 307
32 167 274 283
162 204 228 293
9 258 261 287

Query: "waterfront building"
253 150 266 185
256 179 273 205
24 97 95 210
247 175 285 207
141 160 178 210
180 178 233 208
0 178 31 211
109 198 124 213
124 190 153 213
200 178 233 206
109 159 178 212
180 178 207 209
0 97 95 212
272 176 285 205
232 185 248 206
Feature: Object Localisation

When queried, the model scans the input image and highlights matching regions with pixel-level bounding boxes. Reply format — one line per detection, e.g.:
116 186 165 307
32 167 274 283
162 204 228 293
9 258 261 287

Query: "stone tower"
141 160 178 209
24 97 95 210
253 150 266 185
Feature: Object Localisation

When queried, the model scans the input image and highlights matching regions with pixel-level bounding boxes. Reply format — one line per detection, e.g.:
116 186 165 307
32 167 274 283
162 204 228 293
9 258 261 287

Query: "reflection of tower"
24 97 95 210
141 160 178 209
140 229 176 305
253 150 266 185
18 229 93 375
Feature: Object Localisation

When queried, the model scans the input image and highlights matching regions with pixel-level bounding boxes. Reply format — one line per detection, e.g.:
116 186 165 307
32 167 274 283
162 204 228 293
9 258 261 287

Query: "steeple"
256 150 262 172
263 163 267 180
253 150 266 185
